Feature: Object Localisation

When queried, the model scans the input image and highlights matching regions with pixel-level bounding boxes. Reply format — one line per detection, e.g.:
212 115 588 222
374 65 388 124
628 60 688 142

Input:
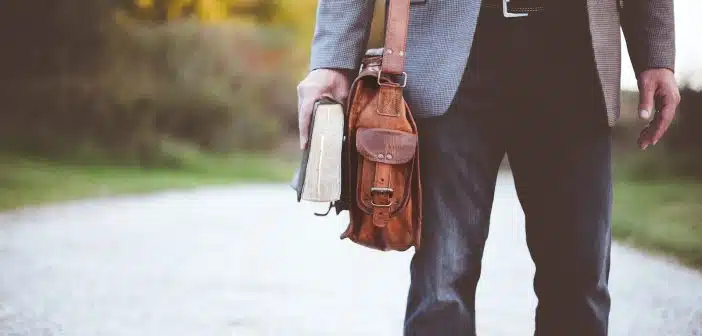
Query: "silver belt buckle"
503 0 529 18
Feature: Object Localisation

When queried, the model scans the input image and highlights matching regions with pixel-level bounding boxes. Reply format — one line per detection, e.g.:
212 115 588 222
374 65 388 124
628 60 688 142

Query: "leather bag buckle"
377 70 408 88
370 187 393 208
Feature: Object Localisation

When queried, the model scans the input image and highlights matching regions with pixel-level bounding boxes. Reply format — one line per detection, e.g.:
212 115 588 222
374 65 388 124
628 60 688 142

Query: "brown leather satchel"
333 0 423 252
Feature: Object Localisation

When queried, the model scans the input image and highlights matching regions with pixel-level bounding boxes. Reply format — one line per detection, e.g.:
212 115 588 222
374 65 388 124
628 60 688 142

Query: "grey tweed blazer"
308 0 675 126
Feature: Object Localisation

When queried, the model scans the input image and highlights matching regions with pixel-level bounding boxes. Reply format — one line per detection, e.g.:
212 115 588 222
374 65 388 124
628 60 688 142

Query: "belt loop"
503 0 529 17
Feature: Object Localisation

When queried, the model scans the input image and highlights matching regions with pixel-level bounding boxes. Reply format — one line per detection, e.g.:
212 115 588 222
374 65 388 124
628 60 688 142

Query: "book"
291 97 345 204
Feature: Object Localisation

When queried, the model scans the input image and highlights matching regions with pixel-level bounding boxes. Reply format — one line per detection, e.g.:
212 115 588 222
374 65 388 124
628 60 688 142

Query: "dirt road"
1 173 701 335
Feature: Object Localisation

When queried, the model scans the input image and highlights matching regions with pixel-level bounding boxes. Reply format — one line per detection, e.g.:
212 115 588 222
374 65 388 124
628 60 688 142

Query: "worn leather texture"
381 0 410 74
356 128 417 165
338 49 423 252
308 0 675 127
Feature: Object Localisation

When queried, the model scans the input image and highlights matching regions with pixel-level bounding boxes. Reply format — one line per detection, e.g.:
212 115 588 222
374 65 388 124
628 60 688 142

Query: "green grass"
0 152 296 211
612 178 702 269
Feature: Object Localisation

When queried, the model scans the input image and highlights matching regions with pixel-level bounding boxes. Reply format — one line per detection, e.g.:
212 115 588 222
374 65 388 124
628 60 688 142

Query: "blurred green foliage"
613 179 702 269
0 0 309 167
0 152 295 211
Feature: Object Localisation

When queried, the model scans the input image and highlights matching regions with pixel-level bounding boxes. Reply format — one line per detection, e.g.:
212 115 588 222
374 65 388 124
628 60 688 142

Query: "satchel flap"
356 128 417 165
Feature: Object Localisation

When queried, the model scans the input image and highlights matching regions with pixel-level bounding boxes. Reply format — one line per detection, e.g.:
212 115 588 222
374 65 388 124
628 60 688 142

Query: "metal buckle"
370 187 393 208
377 70 408 88
503 0 529 18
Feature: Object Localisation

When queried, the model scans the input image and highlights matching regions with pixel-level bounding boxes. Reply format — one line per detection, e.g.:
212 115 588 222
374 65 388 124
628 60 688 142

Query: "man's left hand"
636 68 681 150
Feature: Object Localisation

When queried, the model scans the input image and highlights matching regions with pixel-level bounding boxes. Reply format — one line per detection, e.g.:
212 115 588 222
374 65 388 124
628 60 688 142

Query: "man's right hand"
296 68 353 150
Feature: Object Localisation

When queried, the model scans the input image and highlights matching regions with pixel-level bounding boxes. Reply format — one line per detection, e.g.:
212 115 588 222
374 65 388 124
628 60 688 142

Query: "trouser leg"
508 109 612 336
506 14 613 333
403 87 506 336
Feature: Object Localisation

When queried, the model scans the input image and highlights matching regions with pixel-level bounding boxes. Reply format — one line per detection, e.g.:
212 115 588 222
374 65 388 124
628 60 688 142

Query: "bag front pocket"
354 127 418 221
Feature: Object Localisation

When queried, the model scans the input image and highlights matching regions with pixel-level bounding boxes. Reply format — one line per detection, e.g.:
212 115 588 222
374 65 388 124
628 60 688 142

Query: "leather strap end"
382 0 410 75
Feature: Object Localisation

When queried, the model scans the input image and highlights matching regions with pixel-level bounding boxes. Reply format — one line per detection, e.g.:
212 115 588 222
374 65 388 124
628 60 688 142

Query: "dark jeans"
403 4 612 336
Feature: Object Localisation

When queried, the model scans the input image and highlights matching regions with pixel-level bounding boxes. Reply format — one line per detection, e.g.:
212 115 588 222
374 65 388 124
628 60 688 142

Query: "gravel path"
1 173 701 335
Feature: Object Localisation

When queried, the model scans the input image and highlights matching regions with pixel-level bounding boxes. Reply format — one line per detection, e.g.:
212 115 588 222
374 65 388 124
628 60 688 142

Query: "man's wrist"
645 66 675 74
635 55 675 77
636 66 675 79
310 67 356 81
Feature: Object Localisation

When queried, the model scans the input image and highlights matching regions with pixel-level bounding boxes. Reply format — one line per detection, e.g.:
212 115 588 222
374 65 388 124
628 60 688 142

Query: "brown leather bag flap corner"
356 128 417 165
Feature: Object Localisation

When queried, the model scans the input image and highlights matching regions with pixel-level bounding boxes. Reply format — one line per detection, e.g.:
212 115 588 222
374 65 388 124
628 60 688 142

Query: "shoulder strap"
382 0 410 75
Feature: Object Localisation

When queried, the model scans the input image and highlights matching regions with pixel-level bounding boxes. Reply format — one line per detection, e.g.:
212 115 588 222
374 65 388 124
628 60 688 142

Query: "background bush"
0 1 312 167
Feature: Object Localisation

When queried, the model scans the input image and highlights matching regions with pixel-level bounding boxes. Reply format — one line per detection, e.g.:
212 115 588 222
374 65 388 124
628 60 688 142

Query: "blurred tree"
123 0 390 46
121 0 278 23
0 0 110 80
665 88 702 178
117 0 388 59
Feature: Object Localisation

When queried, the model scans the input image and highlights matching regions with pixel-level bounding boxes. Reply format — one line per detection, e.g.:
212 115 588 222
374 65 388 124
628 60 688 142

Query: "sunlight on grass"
0 153 296 211
612 179 702 269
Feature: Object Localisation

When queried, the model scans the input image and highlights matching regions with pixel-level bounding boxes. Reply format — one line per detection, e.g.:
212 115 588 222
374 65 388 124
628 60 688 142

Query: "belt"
483 0 544 17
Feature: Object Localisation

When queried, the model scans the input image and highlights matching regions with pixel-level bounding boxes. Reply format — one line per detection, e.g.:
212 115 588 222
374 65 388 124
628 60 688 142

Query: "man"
297 0 680 335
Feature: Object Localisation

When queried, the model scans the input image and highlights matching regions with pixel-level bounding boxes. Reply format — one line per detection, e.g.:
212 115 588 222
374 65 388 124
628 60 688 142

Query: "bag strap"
381 0 410 76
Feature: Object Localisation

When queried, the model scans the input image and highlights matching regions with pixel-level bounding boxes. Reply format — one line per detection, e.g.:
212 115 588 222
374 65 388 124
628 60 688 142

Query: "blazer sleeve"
308 0 377 72
620 0 676 76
